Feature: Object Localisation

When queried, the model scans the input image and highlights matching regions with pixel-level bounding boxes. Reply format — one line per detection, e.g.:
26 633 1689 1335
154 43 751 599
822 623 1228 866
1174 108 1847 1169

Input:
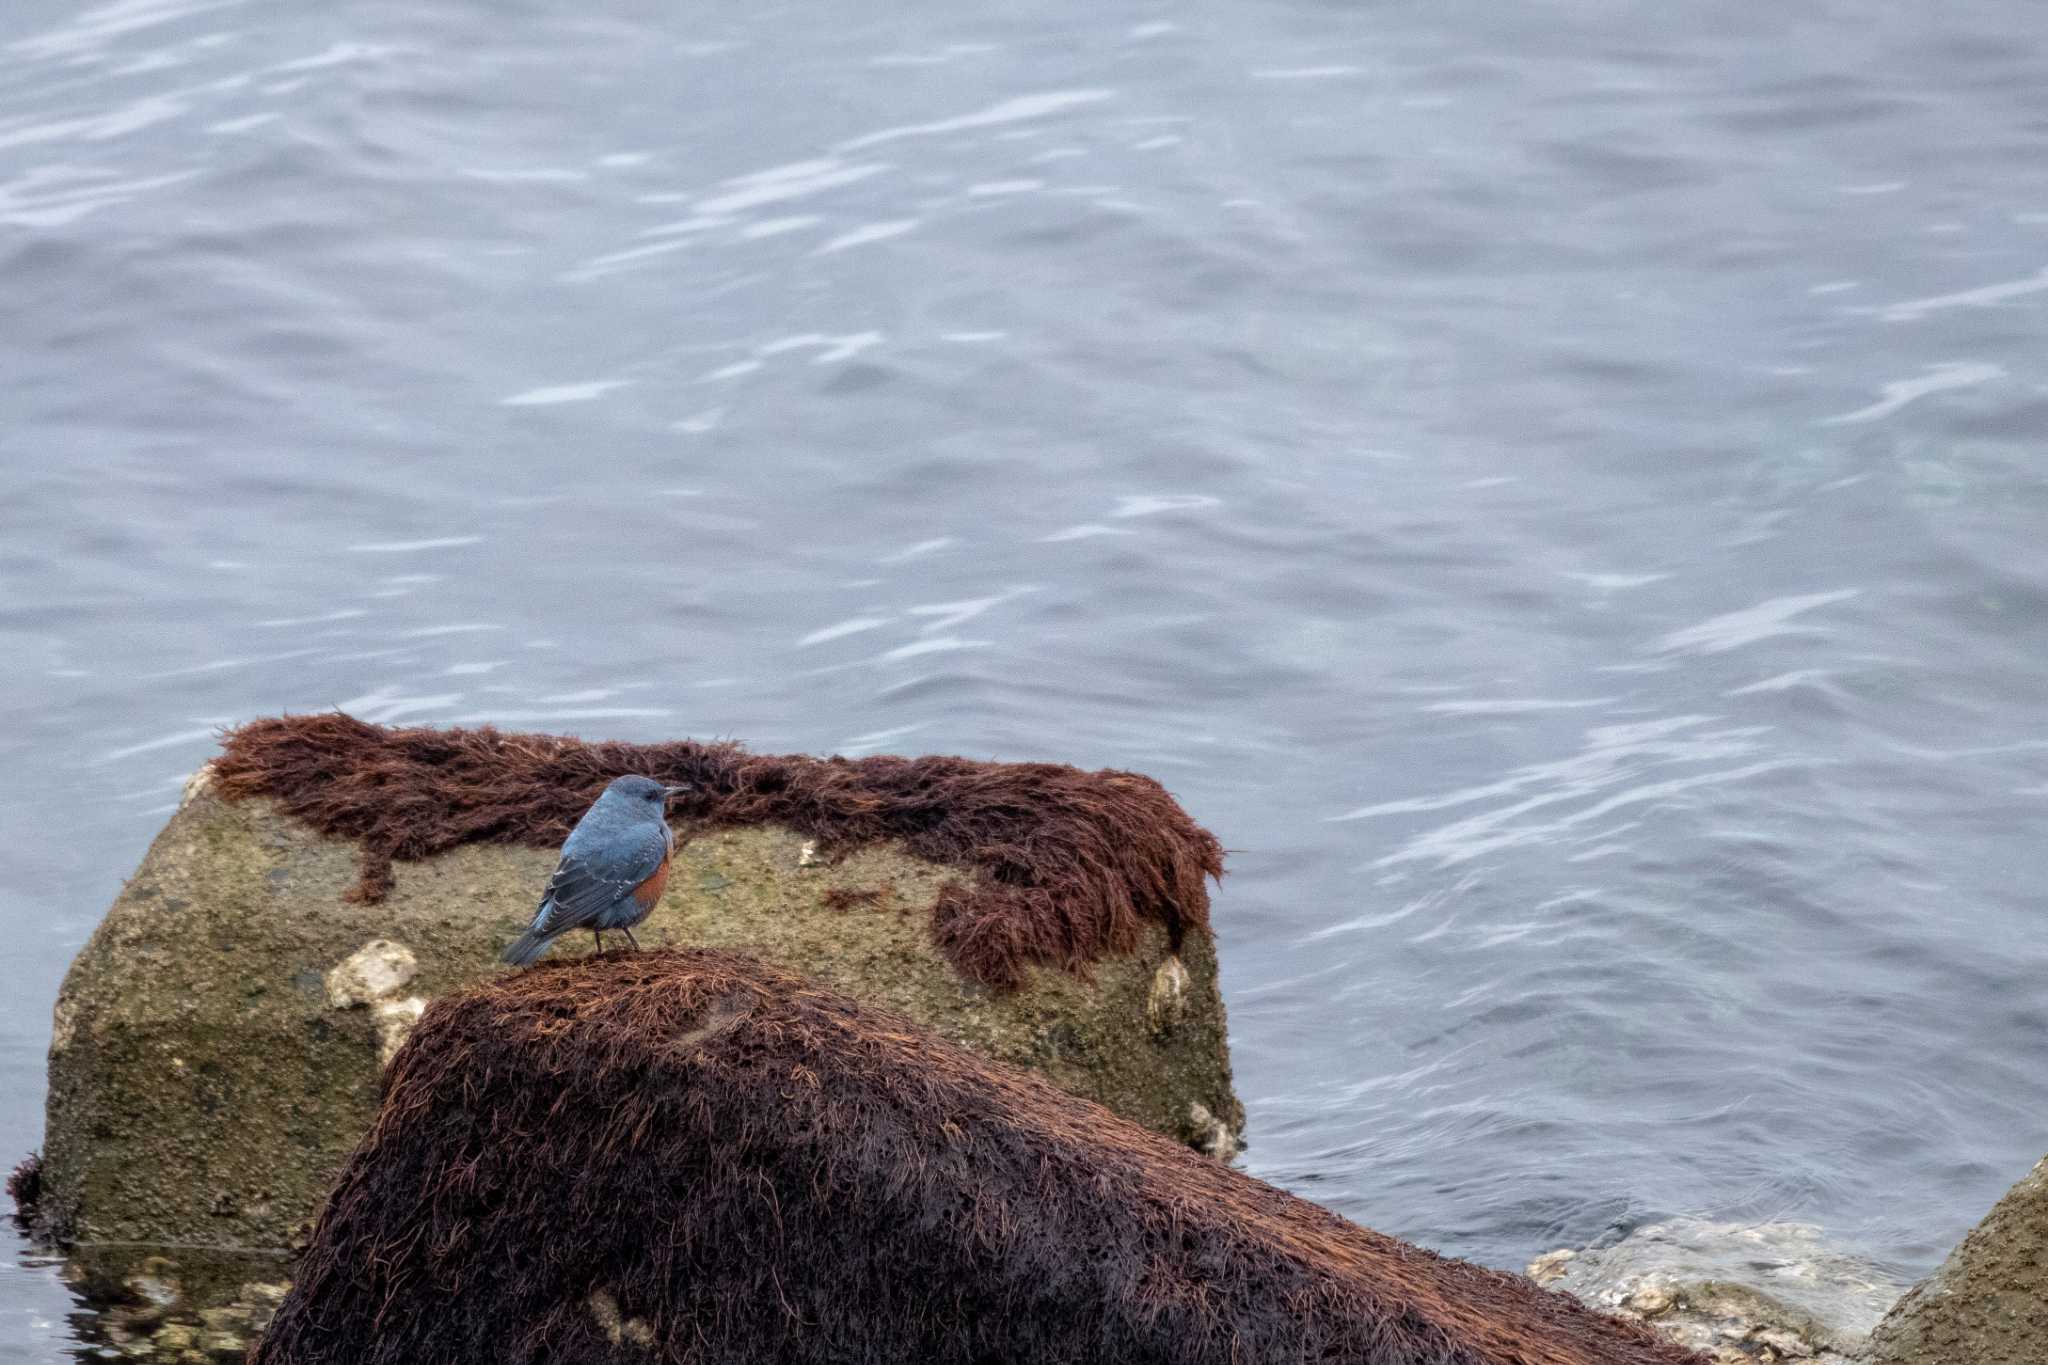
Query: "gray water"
5 0 2048 1354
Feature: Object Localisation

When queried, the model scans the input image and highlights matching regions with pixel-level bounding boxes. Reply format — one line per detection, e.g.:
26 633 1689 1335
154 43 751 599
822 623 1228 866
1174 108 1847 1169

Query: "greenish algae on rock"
1860 1154 2048 1365
38 764 1240 1269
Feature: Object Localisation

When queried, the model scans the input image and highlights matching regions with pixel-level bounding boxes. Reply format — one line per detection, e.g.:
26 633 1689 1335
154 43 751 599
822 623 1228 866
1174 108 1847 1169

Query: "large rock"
1861 1154 2048 1365
36 718 1240 1275
254 949 1704 1365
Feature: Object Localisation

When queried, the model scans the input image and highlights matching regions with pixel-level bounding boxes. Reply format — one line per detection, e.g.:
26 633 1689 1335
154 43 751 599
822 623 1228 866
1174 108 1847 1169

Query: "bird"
500 774 690 966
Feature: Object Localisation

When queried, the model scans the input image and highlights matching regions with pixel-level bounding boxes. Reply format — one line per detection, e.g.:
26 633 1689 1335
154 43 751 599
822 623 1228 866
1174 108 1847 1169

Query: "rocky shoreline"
16 720 2047 1362
33 1174 2045 1365
28 1198 2021 1365
7 1210 1979 1364
18 1143 2048 1365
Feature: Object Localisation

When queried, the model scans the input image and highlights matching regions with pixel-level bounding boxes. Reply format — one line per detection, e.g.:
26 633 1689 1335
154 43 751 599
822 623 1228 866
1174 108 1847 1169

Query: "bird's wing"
530 825 670 935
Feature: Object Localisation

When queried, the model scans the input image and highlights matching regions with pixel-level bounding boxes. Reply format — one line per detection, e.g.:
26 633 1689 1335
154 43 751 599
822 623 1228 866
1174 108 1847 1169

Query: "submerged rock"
1529 1219 1903 1364
254 950 1703 1365
37 718 1240 1296
53 1250 292 1362
1861 1154 2048 1365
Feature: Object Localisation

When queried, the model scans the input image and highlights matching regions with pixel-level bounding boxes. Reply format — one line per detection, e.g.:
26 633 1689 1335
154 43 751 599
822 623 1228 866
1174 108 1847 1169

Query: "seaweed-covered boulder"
1861 1154 2048 1365
255 950 1704 1365
38 715 1240 1270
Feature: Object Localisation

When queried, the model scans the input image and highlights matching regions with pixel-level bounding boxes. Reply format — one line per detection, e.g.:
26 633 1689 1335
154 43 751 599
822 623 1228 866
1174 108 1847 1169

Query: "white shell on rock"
325 940 420 1009
179 763 218 808
1187 1101 1241 1161
1624 1279 1676 1317
373 997 428 1067
1147 956 1191 1036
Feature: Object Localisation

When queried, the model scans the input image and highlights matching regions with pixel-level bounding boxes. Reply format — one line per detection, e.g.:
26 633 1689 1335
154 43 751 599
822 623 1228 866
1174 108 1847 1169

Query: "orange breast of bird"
630 853 672 910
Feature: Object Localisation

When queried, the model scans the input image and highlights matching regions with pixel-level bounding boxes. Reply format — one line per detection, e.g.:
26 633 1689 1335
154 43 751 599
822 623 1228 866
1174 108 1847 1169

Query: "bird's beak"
662 784 692 800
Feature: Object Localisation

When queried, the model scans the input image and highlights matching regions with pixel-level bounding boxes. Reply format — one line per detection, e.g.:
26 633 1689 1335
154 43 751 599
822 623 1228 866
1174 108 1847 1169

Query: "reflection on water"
6 0 2048 1352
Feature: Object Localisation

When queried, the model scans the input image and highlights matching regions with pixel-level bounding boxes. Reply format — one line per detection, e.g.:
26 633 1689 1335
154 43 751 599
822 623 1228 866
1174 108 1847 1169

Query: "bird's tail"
500 926 555 967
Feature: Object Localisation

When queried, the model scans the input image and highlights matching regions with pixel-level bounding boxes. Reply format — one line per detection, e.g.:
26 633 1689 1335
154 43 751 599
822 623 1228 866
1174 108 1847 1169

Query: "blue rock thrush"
500 774 690 966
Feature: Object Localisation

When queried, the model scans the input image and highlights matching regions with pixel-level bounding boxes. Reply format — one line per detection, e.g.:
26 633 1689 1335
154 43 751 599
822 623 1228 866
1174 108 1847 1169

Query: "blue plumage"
500 775 687 966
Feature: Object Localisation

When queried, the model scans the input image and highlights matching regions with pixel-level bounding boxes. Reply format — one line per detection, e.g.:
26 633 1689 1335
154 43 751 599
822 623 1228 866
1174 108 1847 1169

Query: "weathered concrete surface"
1861 1155 2048 1365
38 770 1240 1263
1530 1219 1903 1364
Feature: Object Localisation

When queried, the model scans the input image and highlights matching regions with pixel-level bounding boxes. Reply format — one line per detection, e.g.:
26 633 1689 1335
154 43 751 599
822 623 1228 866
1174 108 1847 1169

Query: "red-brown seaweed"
251 950 1704 1365
214 713 1223 988
5 1152 40 1226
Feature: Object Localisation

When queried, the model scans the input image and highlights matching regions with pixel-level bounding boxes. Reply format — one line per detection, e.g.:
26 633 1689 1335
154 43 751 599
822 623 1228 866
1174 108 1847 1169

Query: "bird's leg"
621 927 641 951
591 928 606 955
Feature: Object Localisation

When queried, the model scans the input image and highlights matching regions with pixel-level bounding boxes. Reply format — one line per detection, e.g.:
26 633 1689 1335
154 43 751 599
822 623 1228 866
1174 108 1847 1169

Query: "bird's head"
602 774 693 810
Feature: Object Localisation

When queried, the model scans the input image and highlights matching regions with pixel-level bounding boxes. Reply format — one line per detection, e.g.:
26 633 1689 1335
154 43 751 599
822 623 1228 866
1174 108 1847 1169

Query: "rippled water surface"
6 0 2048 1352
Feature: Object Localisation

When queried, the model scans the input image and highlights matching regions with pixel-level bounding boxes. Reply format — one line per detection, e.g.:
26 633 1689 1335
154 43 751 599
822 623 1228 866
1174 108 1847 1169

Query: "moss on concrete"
40 775 1240 1264
1861 1154 2048 1365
